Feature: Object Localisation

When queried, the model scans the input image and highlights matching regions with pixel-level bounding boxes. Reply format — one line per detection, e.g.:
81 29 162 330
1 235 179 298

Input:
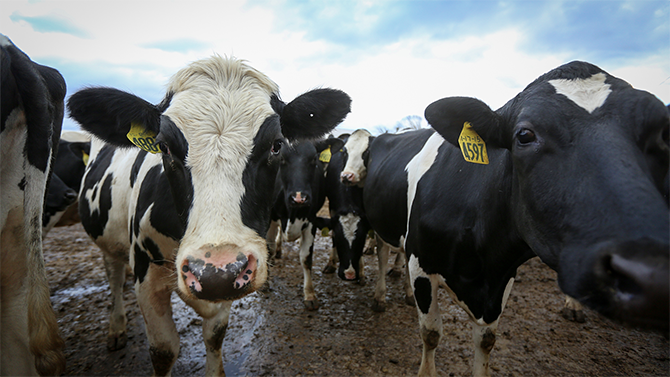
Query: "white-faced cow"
265 137 343 310
1 34 66 376
68 56 351 375
340 128 416 312
341 61 669 376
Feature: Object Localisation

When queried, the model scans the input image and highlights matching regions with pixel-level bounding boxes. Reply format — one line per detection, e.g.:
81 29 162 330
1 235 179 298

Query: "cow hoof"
371 300 386 312
561 307 586 323
322 264 336 274
387 268 402 278
107 332 128 351
304 300 320 311
405 295 415 306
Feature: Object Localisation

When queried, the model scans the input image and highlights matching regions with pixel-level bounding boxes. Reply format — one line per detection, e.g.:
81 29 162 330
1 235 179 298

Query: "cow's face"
340 129 373 186
68 56 351 303
426 61 669 330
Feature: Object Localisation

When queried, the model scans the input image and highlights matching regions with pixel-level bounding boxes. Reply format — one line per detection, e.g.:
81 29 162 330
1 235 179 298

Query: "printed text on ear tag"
319 147 332 163
458 122 489 165
127 122 160 154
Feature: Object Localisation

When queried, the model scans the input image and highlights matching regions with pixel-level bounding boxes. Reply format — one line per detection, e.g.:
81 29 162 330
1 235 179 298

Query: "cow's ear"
277 88 352 141
314 137 345 155
68 87 161 148
425 97 508 149
67 141 91 164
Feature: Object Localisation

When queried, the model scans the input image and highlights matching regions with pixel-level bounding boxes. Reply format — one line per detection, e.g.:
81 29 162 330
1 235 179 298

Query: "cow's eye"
516 128 536 145
271 139 283 155
158 141 170 155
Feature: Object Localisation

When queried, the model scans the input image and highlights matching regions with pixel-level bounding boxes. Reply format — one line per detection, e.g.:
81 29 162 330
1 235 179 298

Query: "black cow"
42 134 90 235
0 34 66 376
266 137 343 310
342 61 669 376
68 56 350 375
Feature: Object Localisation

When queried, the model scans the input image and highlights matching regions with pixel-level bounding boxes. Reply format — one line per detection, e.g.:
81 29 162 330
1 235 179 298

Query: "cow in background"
69 55 351 375
42 132 90 236
1 34 66 376
266 137 344 310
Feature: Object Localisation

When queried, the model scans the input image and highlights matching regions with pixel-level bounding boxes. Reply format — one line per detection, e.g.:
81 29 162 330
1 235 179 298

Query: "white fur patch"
549 73 611 113
339 213 360 248
404 132 443 243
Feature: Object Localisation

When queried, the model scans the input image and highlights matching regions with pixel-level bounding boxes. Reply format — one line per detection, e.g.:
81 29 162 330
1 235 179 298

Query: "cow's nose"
180 245 257 301
64 190 78 204
290 191 309 205
340 172 355 185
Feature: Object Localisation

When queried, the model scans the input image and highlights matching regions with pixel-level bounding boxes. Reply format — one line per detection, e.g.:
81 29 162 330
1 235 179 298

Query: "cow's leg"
402 251 415 306
471 278 514 377
561 295 586 323
323 246 338 274
201 301 232 377
102 250 128 350
372 236 389 312
388 247 405 277
357 254 366 286
135 264 179 377
265 220 281 259
299 223 319 310
409 256 442 377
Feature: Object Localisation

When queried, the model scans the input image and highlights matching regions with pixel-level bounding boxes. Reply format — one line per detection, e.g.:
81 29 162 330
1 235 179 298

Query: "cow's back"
364 128 435 247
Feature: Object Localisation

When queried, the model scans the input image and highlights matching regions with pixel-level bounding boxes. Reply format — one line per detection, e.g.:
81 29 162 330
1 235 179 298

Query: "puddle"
52 284 108 306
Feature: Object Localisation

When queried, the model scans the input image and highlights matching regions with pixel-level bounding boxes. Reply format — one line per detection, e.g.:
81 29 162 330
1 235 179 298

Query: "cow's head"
426 61 669 330
278 137 344 208
340 128 374 186
68 56 351 302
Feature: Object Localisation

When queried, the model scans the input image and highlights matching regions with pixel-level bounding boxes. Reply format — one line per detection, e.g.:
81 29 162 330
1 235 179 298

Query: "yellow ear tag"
127 122 160 154
458 122 489 165
82 151 89 166
321 227 330 237
319 147 332 163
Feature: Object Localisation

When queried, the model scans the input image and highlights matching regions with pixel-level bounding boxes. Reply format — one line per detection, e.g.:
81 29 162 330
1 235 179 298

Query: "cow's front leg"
135 263 179 377
471 278 514 377
322 246 338 274
409 255 442 377
372 235 389 312
299 223 319 310
189 300 232 377
265 220 281 259
102 249 128 350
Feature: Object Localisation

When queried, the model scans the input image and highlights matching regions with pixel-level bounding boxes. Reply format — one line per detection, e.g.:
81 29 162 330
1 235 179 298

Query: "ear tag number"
319 147 332 163
458 122 489 165
82 151 89 166
127 122 160 154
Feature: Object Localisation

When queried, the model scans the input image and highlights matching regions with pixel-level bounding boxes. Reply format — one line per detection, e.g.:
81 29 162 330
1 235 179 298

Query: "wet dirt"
44 220 668 376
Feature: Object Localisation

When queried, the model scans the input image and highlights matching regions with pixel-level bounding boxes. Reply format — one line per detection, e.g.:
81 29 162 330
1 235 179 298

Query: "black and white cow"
322 137 371 283
68 56 351 375
341 61 669 376
1 34 66 376
340 128 422 312
265 137 343 310
42 134 90 235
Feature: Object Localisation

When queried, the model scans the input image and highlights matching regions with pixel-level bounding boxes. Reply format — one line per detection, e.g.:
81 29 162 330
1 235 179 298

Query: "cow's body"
42 134 90 235
69 56 350 375
266 138 341 310
342 61 669 376
0 34 66 376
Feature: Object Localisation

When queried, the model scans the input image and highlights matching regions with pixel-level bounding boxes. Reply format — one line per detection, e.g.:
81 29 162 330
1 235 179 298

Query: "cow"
265 137 343 310
341 61 669 376
0 34 66 376
340 128 417 312
42 134 90 236
68 55 351 375
42 173 78 235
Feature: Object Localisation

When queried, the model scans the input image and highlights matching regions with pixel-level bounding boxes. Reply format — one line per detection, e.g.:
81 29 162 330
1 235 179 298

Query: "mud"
44 222 668 376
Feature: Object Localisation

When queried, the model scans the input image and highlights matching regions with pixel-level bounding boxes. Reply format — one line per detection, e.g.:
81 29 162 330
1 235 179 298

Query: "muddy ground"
44 221 668 377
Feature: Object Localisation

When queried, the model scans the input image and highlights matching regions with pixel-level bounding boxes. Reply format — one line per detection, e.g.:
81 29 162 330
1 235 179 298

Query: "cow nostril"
607 254 645 298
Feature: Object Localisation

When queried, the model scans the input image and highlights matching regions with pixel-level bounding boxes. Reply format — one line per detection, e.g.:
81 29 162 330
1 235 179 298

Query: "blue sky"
2 0 668 133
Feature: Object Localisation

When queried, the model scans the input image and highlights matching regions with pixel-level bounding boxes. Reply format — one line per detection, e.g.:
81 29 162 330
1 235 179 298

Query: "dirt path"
44 223 668 376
